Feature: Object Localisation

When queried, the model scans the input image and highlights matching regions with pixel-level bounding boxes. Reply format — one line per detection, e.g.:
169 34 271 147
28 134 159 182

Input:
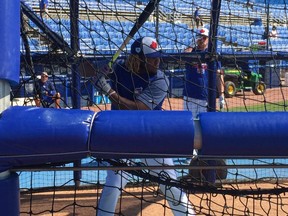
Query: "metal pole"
207 0 221 112
266 0 270 50
70 0 81 109
155 3 159 40
70 0 81 187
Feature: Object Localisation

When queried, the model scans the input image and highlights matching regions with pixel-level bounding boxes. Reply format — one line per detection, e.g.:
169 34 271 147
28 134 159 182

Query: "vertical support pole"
70 0 82 186
265 0 270 50
0 0 20 112
0 171 20 216
70 0 81 109
207 0 221 112
204 0 222 184
155 3 159 40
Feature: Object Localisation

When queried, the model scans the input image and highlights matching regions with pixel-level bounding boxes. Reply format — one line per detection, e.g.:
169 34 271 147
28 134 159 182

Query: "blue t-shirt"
36 79 56 98
110 60 169 110
183 48 208 100
194 9 200 18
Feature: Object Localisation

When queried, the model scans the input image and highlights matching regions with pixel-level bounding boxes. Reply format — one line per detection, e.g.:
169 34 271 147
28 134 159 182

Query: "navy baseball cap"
131 37 163 58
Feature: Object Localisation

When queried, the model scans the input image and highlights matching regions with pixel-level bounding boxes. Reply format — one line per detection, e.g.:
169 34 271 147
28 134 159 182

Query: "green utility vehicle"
223 67 266 98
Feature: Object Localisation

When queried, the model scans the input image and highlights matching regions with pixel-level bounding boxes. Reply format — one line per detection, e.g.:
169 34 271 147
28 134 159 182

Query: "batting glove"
94 74 111 95
219 95 225 110
96 60 113 76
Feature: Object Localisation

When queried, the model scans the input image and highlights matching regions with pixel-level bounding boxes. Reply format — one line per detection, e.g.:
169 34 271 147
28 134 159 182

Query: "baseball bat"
108 0 161 68
79 0 161 77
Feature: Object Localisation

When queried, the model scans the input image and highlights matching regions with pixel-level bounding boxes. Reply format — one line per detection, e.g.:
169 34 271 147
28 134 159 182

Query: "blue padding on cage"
200 112 288 157
0 172 19 216
90 110 194 158
0 0 20 84
0 106 94 171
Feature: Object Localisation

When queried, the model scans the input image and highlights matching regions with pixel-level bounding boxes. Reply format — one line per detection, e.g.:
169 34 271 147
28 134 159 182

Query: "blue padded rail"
199 112 288 158
2 107 288 170
0 106 94 171
90 110 194 158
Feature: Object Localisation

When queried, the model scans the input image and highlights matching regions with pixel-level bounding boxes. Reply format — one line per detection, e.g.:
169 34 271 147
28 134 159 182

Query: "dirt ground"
20 182 288 216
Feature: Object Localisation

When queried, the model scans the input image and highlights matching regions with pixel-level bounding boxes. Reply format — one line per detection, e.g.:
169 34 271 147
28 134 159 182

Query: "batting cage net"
12 0 288 215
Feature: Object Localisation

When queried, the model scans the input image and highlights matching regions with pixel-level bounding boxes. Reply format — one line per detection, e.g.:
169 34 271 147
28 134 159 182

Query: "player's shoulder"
115 59 125 65
154 70 169 90
46 79 52 84
156 69 166 78
112 59 130 80
155 70 169 83
113 59 127 74
113 59 125 69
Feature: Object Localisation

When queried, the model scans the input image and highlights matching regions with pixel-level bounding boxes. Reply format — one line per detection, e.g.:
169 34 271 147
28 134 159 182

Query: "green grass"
226 101 288 112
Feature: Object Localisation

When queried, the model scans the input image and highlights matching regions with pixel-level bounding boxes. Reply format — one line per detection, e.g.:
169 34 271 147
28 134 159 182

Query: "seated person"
269 25 278 38
34 71 61 108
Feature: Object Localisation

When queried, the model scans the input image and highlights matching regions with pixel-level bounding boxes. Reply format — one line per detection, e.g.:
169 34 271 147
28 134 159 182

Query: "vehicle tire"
224 81 236 98
187 158 203 182
215 159 228 180
188 159 228 181
252 81 266 95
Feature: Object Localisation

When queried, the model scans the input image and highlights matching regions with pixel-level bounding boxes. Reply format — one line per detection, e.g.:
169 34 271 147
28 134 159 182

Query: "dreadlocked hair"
125 54 141 74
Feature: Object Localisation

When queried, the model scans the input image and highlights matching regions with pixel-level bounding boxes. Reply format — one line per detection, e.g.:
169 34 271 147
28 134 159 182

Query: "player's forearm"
108 90 149 110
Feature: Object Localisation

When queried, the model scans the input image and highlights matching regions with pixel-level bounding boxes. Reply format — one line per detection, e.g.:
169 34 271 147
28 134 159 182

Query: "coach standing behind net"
94 37 196 215
183 27 225 119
